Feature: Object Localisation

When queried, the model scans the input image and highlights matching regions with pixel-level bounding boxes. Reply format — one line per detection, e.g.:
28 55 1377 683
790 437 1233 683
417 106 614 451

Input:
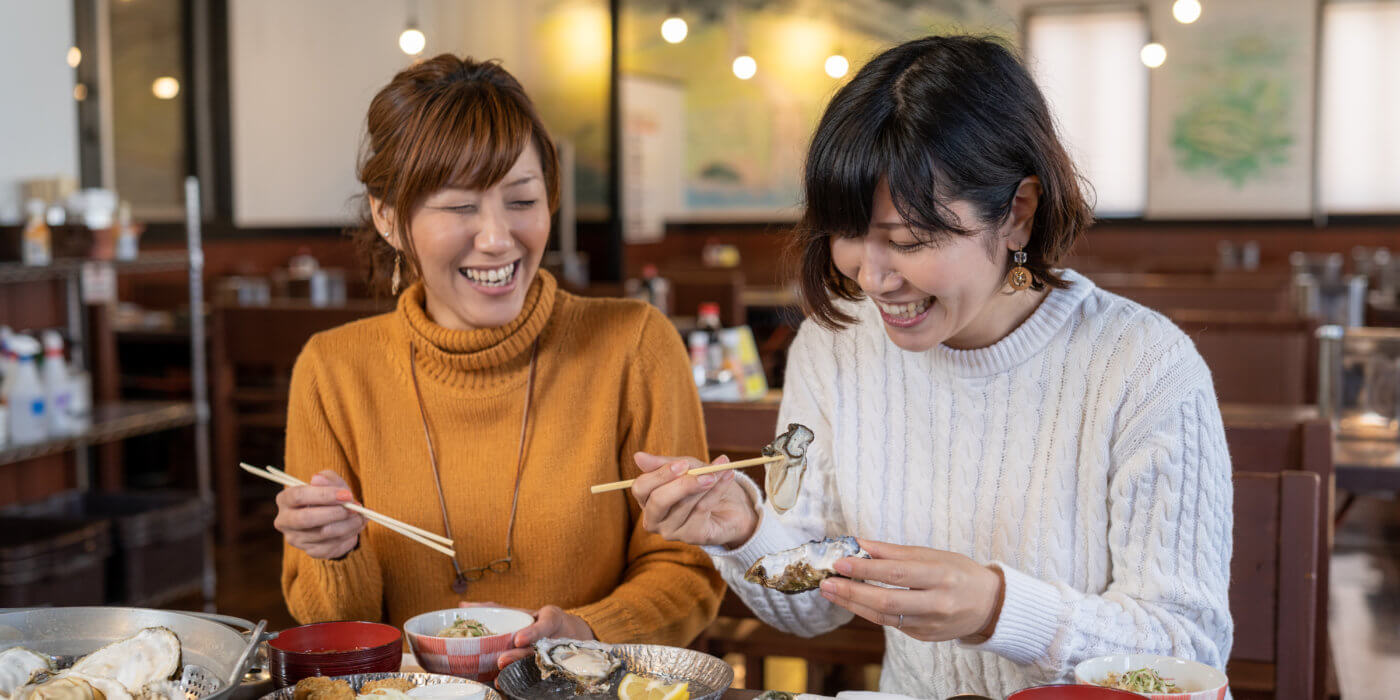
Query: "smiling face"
828 178 1043 352
373 144 550 330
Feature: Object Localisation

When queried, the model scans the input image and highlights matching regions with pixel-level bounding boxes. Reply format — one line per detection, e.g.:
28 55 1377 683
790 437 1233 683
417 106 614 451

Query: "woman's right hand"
630 454 760 549
274 470 367 560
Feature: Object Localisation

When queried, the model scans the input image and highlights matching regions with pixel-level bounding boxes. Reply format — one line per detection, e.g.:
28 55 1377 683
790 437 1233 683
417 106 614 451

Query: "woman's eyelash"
888 240 930 252
511 200 538 207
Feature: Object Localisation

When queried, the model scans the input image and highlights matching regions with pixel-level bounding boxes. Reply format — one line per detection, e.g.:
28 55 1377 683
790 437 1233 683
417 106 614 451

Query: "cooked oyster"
0 648 52 699
762 423 814 513
69 628 179 695
744 536 869 594
532 639 622 693
14 673 133 700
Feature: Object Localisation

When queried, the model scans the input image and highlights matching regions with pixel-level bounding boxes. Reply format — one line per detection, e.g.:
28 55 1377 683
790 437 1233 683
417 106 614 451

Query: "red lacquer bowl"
1008 685 1148 700
267 621 403 687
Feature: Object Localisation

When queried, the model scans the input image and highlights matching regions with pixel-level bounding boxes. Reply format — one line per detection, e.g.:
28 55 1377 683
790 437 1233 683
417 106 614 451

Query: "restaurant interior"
1 0 1399 699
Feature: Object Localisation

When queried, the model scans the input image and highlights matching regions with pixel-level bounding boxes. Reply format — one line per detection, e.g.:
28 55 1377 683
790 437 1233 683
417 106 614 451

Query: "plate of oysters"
0 626 221 700
495 640 732 700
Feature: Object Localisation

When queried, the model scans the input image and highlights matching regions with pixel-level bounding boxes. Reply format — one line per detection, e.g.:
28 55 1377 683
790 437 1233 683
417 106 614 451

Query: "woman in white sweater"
630 36 1233 699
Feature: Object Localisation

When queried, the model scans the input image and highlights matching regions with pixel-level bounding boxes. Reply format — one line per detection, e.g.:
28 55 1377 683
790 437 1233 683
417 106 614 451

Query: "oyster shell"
744 536 869 594
69 628 179 695
14 673 133 700
762 423 814 513
532 639 622 693
0 648 52 699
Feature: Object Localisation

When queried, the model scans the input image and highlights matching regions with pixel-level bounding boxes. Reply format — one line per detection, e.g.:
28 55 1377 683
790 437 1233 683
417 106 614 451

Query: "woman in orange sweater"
273 55 723 668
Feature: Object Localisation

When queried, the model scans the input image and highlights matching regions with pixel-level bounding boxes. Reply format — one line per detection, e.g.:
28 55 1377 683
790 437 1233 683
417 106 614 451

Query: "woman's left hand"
492 605 595 669
818 539 1005 643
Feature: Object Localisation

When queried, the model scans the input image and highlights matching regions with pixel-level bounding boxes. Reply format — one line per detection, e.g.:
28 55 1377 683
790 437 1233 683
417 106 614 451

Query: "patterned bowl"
404 608 535 682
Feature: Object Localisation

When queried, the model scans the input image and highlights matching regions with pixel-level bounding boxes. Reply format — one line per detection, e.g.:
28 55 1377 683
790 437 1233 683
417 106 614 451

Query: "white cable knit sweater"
704 270 1233 699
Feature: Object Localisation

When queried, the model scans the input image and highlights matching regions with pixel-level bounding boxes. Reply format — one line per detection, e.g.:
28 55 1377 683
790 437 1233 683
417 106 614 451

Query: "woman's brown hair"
793 35 1094 329
352 55 560 294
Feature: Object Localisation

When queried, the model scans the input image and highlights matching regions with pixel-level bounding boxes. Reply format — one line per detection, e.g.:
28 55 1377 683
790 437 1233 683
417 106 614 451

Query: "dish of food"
2 626 197 700
1095 669 1180 693
263 673 495 700
434 620 493 639
744 536 869 594
497 643 731 700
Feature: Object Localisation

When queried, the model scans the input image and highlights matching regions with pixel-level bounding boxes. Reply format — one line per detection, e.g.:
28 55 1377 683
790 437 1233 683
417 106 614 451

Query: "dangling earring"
1007 247 1032 291
391 252 403 294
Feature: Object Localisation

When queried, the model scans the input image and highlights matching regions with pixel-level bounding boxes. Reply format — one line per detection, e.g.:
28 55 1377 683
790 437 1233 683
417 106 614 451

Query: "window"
1025 7 1149 217
1319 1 1400 213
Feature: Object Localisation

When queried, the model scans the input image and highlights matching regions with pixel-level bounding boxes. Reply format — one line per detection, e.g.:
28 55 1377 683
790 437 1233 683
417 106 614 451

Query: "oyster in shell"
69 628 179 695
762 423 814 513
14 673 133 700
744 536 869 594
532 639 622 693
0 648 52 699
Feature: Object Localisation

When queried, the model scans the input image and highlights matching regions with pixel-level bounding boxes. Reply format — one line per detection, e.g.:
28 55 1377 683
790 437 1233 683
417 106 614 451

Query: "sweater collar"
397 269 557 387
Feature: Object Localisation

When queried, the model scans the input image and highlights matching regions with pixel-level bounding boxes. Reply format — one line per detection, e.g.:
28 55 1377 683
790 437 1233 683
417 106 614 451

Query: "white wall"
0 0 79 223
229 0 544 227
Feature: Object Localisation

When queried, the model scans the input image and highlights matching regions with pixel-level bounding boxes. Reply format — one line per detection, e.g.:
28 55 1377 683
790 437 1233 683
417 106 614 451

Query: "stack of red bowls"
267 621 403 687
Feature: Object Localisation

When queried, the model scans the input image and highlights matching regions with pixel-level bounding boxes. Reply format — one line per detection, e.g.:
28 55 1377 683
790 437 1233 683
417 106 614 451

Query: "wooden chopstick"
590 454 786 494
262 466 456 547
239 462 457 558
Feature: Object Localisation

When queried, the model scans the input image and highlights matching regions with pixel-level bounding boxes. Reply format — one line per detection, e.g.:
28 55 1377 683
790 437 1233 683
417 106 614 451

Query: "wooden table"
1334 438 1400 492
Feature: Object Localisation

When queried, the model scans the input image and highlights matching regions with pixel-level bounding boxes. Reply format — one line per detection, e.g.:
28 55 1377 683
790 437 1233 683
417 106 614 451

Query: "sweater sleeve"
701 322 857 637
963 339 1234 682
280 338 387 624
567 307 725 645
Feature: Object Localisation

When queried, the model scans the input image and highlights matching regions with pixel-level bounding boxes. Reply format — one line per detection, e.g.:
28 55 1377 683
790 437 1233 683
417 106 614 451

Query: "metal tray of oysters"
497 640 732 700
0 607 267 700
258 672 501 700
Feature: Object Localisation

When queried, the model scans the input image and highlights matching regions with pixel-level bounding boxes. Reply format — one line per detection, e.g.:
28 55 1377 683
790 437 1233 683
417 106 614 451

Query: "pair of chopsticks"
239 462 456 558
589 453 785 494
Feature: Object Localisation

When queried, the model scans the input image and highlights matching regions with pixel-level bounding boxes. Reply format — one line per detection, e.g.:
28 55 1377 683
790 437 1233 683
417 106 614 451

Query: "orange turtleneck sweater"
280 270 724 645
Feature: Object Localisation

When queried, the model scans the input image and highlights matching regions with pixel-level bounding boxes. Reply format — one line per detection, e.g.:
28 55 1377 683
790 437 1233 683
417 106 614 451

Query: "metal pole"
185 176 217 609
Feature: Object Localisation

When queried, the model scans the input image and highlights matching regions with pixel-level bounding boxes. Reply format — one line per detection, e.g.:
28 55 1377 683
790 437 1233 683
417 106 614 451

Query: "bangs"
801 95 971 244
401 83 534 206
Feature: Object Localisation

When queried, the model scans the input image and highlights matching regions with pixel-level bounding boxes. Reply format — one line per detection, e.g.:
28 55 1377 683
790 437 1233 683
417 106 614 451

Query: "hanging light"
825 54 849 79
1140 42 1167 68
73 84 88 101
399 27 426 55
661 16 688 43
1172 0 1202 24
152 77 180 99
67 47 82 68
732 54 757 80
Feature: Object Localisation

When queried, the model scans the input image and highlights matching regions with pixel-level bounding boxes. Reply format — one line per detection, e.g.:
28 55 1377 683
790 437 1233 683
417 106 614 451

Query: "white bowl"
403 608 535 681
1074 654 1228 700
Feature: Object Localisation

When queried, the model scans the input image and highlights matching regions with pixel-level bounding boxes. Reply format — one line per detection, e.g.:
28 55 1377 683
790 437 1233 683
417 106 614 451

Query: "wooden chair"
1168 311 1319 405
1229 471 1324 700
211 300 391 545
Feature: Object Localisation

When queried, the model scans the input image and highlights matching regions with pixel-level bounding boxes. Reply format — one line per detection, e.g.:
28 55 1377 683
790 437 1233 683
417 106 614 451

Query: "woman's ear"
1005 175 1042 250
369 196 400 249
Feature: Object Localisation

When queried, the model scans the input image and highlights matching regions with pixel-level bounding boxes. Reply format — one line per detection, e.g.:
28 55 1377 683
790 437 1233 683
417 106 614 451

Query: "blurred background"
1 0 1399 698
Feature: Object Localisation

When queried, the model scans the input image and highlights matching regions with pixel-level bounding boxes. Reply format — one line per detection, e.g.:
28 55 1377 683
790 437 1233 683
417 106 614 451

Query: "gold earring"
391 252 403 294
1007 248 1031 291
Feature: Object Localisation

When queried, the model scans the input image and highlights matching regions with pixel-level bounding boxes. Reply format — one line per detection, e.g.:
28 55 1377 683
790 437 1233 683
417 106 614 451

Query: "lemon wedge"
617 672 689 700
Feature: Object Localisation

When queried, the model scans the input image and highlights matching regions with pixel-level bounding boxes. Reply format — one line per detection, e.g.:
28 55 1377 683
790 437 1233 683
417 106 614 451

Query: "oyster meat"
0 648 52 699
744 536 869 594
69 628 180 696
14 673 132 700
532 639 622 693
762 423 814 513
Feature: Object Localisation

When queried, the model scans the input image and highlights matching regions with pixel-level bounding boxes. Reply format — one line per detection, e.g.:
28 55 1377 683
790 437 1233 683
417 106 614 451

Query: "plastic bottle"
21 199 52 266
41 331 77 437
697 303 726 382
116 201 140 260
289 247 319 278
640 264 671 316
7 335 48 445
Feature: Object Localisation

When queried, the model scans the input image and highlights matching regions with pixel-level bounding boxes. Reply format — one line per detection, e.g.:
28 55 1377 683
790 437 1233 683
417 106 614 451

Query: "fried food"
293 677 354 700
359 680 416 695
